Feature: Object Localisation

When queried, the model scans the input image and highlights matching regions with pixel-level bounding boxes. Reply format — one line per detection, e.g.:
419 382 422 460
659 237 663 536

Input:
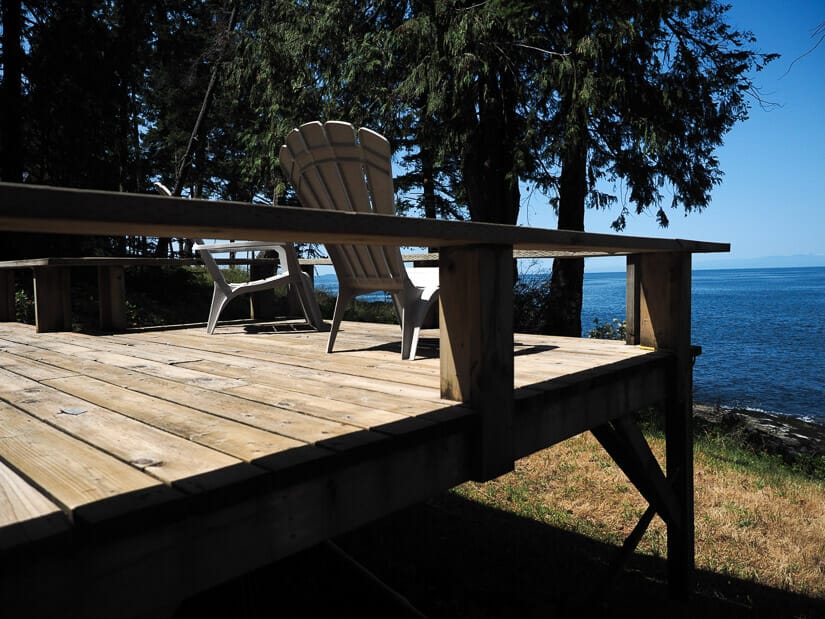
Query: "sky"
516 1 825 272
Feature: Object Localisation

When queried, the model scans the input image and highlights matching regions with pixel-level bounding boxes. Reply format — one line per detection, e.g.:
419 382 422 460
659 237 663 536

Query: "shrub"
15 289 34 324
588 317 626 340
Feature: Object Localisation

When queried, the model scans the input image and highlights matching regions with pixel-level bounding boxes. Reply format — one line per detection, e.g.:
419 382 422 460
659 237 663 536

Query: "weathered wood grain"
0 343 363 444
0 368 258 494
0 458 69 550
42 375 319 466
0 399 176 523
439 245 514 480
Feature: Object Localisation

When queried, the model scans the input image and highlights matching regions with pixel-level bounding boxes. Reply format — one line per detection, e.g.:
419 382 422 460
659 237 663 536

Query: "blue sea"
315 266 825 423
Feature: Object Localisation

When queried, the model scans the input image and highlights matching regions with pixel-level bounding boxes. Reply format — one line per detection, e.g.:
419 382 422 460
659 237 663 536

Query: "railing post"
628 252 694 599
625 255 641 345
33 266 71 332
0 271 15 322
439 244 514 481
97 265 127 330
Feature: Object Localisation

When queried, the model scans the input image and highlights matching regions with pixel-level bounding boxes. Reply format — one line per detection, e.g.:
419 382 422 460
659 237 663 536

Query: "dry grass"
455 430 825 599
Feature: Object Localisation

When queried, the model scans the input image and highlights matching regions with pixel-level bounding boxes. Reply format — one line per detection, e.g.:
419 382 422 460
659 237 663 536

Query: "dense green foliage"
1 1 775 331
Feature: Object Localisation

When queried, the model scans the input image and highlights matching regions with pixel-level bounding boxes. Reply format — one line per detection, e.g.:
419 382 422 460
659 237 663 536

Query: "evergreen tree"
1 0 24 184
537 1 777 334
386 0 775 334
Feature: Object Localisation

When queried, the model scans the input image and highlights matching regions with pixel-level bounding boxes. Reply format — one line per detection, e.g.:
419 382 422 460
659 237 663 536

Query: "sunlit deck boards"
0 320 667 617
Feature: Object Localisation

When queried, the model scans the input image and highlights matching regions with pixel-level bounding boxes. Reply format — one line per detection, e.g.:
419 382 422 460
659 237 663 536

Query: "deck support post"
97 265 127 330
0 271 15 321
32 266 71 332
627 252 694 600
439 244 514 481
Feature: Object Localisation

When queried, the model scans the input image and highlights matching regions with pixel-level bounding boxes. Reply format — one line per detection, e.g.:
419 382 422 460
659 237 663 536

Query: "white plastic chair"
279 121 439 360
154 182 324 334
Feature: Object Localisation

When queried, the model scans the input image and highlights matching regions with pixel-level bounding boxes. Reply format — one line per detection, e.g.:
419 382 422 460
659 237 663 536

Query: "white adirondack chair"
279 120 439 360
154 182 324 334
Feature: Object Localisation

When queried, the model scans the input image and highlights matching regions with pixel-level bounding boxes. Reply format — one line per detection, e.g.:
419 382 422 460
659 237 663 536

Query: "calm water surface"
317 267 825 422
582 266 825 423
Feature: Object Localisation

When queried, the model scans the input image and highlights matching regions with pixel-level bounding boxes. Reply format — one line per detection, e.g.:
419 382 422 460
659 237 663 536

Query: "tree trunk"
461 67 520 225
421 146 436 219
545 118 587 336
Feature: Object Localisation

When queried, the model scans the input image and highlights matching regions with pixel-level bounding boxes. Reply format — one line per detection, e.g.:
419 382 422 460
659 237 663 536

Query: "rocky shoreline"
693 403 825 463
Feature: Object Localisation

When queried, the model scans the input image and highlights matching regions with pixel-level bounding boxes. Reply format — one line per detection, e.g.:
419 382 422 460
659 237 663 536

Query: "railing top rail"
0 183 729 256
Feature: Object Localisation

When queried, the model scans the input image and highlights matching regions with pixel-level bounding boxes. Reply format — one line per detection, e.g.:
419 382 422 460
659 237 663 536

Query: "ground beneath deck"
179 476 825 619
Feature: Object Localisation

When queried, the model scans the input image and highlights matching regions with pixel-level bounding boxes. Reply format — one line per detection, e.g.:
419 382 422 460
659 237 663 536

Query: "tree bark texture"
461 65 520 226
546 108 588 336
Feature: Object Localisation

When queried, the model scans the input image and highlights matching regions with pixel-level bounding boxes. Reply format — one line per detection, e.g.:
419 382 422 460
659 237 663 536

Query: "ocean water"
315 267 825 423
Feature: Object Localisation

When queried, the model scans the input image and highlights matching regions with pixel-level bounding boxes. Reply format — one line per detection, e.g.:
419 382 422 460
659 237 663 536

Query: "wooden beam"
631 252 694 600
512 353 671 458
591 415 680 528
0 183 730 256
32 267 71 332
439 245 514 481
0 257 277 268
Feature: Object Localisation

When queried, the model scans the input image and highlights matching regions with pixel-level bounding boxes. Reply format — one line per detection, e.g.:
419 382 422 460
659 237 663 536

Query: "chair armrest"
192 241 289 252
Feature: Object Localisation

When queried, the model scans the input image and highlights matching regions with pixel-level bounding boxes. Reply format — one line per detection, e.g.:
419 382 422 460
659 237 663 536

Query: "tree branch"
171 1 238 197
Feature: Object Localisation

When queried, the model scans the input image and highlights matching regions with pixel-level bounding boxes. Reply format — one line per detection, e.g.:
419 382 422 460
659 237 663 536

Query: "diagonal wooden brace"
591 415 681 529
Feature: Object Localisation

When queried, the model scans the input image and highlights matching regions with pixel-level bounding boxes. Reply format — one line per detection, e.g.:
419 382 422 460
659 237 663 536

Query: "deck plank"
41 375 326 469
0 368 259 494
115 326 445 389
114 327 452 407
0 329 247 389
0 342 367 444
0 458 69 550
224 382 435 432
126 327 443 388
0 400 176 523
179 358 447 416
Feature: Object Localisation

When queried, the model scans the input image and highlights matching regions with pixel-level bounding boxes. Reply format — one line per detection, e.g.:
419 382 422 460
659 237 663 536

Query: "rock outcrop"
694 404 825 463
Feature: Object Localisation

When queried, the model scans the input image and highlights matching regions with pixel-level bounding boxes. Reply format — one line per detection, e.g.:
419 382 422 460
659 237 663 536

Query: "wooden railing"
0 182 728 596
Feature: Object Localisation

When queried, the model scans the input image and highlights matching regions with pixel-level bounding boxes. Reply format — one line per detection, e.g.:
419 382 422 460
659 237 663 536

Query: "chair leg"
401 301 427 360
206 284 232 334
327 287 354 353
296 271 325 330
400 292 439 360
401 314 421 361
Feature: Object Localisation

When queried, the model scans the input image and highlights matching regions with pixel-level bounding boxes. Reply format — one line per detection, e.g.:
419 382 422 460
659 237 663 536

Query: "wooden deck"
0 319 670 617
0 182 731 615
